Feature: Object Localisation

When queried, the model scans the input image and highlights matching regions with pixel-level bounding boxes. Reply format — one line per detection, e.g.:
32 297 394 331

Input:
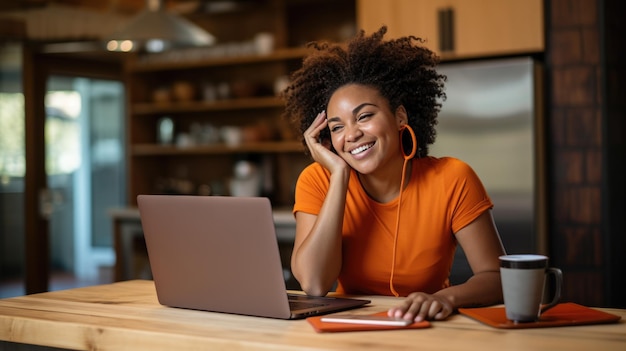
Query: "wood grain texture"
0 280 625 351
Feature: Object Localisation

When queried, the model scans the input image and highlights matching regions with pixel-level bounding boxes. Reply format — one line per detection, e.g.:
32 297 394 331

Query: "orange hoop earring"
399 125 417 160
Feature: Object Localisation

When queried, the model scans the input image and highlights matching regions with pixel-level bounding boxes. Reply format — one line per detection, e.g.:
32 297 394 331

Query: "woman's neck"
357 157 412 203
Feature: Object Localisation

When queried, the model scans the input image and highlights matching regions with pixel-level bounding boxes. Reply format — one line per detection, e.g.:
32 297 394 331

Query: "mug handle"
540 267 563 314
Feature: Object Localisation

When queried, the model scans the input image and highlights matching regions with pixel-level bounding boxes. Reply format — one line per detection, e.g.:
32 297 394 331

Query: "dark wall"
545 0 626 307
0 182 25 277
602 0 626 308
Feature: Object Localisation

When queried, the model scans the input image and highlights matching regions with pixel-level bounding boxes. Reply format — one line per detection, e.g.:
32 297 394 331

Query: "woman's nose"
345 123 363 142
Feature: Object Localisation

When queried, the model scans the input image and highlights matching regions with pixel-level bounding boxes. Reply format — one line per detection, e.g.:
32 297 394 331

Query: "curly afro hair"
281 26 446 158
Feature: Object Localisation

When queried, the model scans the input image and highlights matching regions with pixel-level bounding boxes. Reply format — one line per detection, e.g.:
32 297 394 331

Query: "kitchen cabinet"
357 0 544 58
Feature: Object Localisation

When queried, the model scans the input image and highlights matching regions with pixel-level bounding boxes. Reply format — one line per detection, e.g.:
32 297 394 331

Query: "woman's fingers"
388 292 454 322
304 111 327 144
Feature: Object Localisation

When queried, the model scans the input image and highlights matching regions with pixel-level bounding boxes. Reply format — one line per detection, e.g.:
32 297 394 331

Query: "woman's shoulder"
416 156 474 174
301 162 329 177
297 162 331 187
415 156 485 192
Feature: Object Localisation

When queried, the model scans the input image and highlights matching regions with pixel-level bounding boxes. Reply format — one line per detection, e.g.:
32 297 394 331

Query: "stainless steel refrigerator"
431 57 543 284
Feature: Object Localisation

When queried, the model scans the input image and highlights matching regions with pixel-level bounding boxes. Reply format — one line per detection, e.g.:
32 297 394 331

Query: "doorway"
44 76 125 285
0 44 126 296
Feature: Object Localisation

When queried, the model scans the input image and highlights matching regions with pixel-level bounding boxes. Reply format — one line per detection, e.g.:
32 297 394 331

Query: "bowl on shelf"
172 81 196 102
152 87 171 104
230 81 260 98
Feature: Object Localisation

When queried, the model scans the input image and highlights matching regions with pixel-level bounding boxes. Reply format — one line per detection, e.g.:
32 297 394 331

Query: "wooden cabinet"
125 0 357 208
357 0 544 59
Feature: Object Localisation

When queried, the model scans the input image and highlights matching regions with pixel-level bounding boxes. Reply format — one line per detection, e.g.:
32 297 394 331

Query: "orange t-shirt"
293 157 493 297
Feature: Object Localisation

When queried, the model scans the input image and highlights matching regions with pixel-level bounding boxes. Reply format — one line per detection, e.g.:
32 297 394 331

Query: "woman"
282 26 506 322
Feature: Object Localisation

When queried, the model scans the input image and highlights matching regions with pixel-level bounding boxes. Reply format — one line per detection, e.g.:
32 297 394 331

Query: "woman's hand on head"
304 111 349 174
387 292 454 322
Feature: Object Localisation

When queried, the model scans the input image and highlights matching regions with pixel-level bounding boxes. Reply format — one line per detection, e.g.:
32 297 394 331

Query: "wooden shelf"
132 141 305 156
128 47 311 72
132 96 285 115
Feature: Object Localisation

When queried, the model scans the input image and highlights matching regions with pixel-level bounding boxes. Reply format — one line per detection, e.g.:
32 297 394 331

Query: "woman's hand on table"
387 292 454 322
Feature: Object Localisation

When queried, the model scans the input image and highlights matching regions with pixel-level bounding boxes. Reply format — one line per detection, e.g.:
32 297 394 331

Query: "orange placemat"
459 302 621 329
307 311 430 333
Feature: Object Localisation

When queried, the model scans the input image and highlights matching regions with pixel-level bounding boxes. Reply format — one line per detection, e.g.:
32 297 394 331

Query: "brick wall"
546 0 626 307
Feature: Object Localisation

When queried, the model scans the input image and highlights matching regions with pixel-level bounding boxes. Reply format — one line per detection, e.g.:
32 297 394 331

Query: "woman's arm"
439 209 506 307
291 170 349 296
291 111 352 296
389 210 506 321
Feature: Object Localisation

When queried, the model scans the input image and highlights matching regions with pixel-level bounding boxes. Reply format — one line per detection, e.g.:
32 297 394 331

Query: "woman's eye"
329 125 343 133
357 113 373 121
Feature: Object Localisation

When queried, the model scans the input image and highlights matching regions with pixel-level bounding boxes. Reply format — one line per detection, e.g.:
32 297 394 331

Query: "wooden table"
0 280 624 351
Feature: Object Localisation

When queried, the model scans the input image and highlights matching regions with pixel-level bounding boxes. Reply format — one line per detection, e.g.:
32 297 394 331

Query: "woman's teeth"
350 143 373 155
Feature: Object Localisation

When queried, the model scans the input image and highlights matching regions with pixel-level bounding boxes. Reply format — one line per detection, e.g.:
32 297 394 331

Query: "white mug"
499 254 562 322
220 126 242 147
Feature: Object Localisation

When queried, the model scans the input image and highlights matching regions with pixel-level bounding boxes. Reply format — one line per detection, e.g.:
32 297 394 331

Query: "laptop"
137 194 370 319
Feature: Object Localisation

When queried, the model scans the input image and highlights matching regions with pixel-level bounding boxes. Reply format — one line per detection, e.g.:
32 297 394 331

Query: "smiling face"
326 84 407 175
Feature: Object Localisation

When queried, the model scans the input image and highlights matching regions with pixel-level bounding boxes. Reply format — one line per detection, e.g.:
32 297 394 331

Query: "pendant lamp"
106 0 216 52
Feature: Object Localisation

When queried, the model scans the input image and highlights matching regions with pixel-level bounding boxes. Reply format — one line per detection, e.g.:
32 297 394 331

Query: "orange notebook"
307 311 430 333
459 302 621 329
